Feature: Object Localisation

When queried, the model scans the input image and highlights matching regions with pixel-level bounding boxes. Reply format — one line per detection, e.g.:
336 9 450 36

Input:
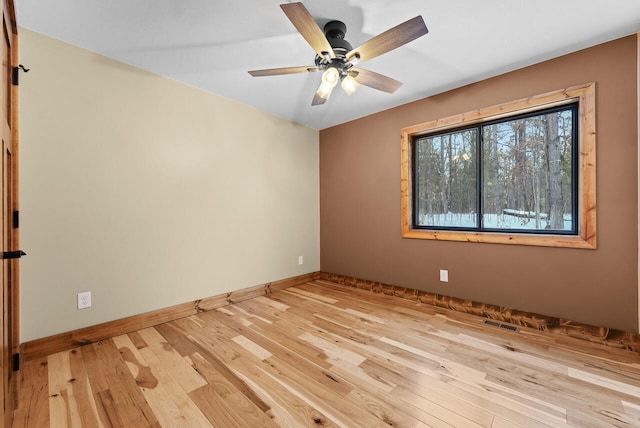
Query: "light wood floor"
12 280 640 427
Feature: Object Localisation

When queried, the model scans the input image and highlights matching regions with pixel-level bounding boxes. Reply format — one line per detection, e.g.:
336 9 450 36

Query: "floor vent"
483 319 520 332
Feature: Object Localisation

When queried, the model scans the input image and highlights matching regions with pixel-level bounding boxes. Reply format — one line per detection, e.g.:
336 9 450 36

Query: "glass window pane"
482 108 574 232
414 129 477 228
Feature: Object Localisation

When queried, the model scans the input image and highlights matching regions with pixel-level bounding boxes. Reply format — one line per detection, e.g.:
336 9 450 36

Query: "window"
414 104 577 233
401 83 596 248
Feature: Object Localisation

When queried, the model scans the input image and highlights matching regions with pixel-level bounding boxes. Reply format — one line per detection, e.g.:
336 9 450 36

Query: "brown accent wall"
320 35 639 332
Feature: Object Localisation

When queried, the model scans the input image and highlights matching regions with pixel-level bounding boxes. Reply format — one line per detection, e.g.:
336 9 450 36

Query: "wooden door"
0 0 17 426
0 144 12 428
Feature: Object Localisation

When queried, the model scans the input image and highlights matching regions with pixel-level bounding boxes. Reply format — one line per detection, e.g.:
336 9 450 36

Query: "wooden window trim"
400 82 596 249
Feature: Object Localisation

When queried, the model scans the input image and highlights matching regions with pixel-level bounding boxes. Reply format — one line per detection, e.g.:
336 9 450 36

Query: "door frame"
1 0 18 425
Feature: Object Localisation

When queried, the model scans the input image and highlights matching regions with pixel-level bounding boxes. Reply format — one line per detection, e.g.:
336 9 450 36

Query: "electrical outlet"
78 291 92 309
298 255 304 265
439 269 449 283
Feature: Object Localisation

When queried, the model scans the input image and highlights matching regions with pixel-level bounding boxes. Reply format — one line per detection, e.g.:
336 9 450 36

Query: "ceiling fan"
248 2 428 106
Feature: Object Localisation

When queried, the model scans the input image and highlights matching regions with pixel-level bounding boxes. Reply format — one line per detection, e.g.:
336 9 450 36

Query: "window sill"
401 228 596 249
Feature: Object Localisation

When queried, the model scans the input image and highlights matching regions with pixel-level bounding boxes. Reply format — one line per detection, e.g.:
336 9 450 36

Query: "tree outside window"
414 105 577 234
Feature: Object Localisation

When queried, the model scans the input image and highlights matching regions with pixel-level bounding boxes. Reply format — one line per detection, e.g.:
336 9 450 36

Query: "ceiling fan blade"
311 93 327 106
346 16 428 62
249 66 317 77
351 68 402 93
281 2 335 59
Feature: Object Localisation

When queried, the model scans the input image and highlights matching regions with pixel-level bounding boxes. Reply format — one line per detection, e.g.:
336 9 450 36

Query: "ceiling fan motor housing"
324 20 352 56
315 20 355 76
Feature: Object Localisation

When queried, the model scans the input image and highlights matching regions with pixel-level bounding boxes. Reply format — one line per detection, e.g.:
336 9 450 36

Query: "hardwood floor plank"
114 338 157 389
427 330 567 376
153 322 204 357
566 407 640 428
392 386 488 428
13 357 49 427
490 416 526 428
178 318 363 426
219 304 398 400
376 310 632 422
622 400 640 417
88 340 160 427
229 303 276 325
257 295 447 379
112 334 211 427
235 311 335 370
430 372 569 426
67 347 107 428
125 331 148 350
224 305 461 427
345 387 422 428
13 280 640 427
47 352 74 427
568 366 640 397
136 327 207 393
189 352 278 427
48 350 105 427
198 316 390 426
175 321 342 426
155 321 273 416
231 360 342 427
253 295 291 312
298 332 366 366
48 341 159 428
189 350 269 414
285 287 339 304
231 335 273 360
79 343 122 426
188 384 251 427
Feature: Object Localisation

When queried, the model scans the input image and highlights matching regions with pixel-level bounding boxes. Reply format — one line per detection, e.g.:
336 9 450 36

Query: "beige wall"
320 35 639 332
19 28 320 342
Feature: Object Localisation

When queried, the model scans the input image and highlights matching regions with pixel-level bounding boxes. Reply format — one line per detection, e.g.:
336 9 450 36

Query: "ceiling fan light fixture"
341 75 359 95
316 66 340 100
321 67 340 87
316 80 334 100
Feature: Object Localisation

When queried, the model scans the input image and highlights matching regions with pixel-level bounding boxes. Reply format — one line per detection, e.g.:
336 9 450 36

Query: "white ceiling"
15 1 640 130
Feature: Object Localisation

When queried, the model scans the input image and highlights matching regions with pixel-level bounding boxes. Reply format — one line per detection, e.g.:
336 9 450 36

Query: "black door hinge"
12 353 19 371
1 250 25 259
12 210 18 229
12 64 29 86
